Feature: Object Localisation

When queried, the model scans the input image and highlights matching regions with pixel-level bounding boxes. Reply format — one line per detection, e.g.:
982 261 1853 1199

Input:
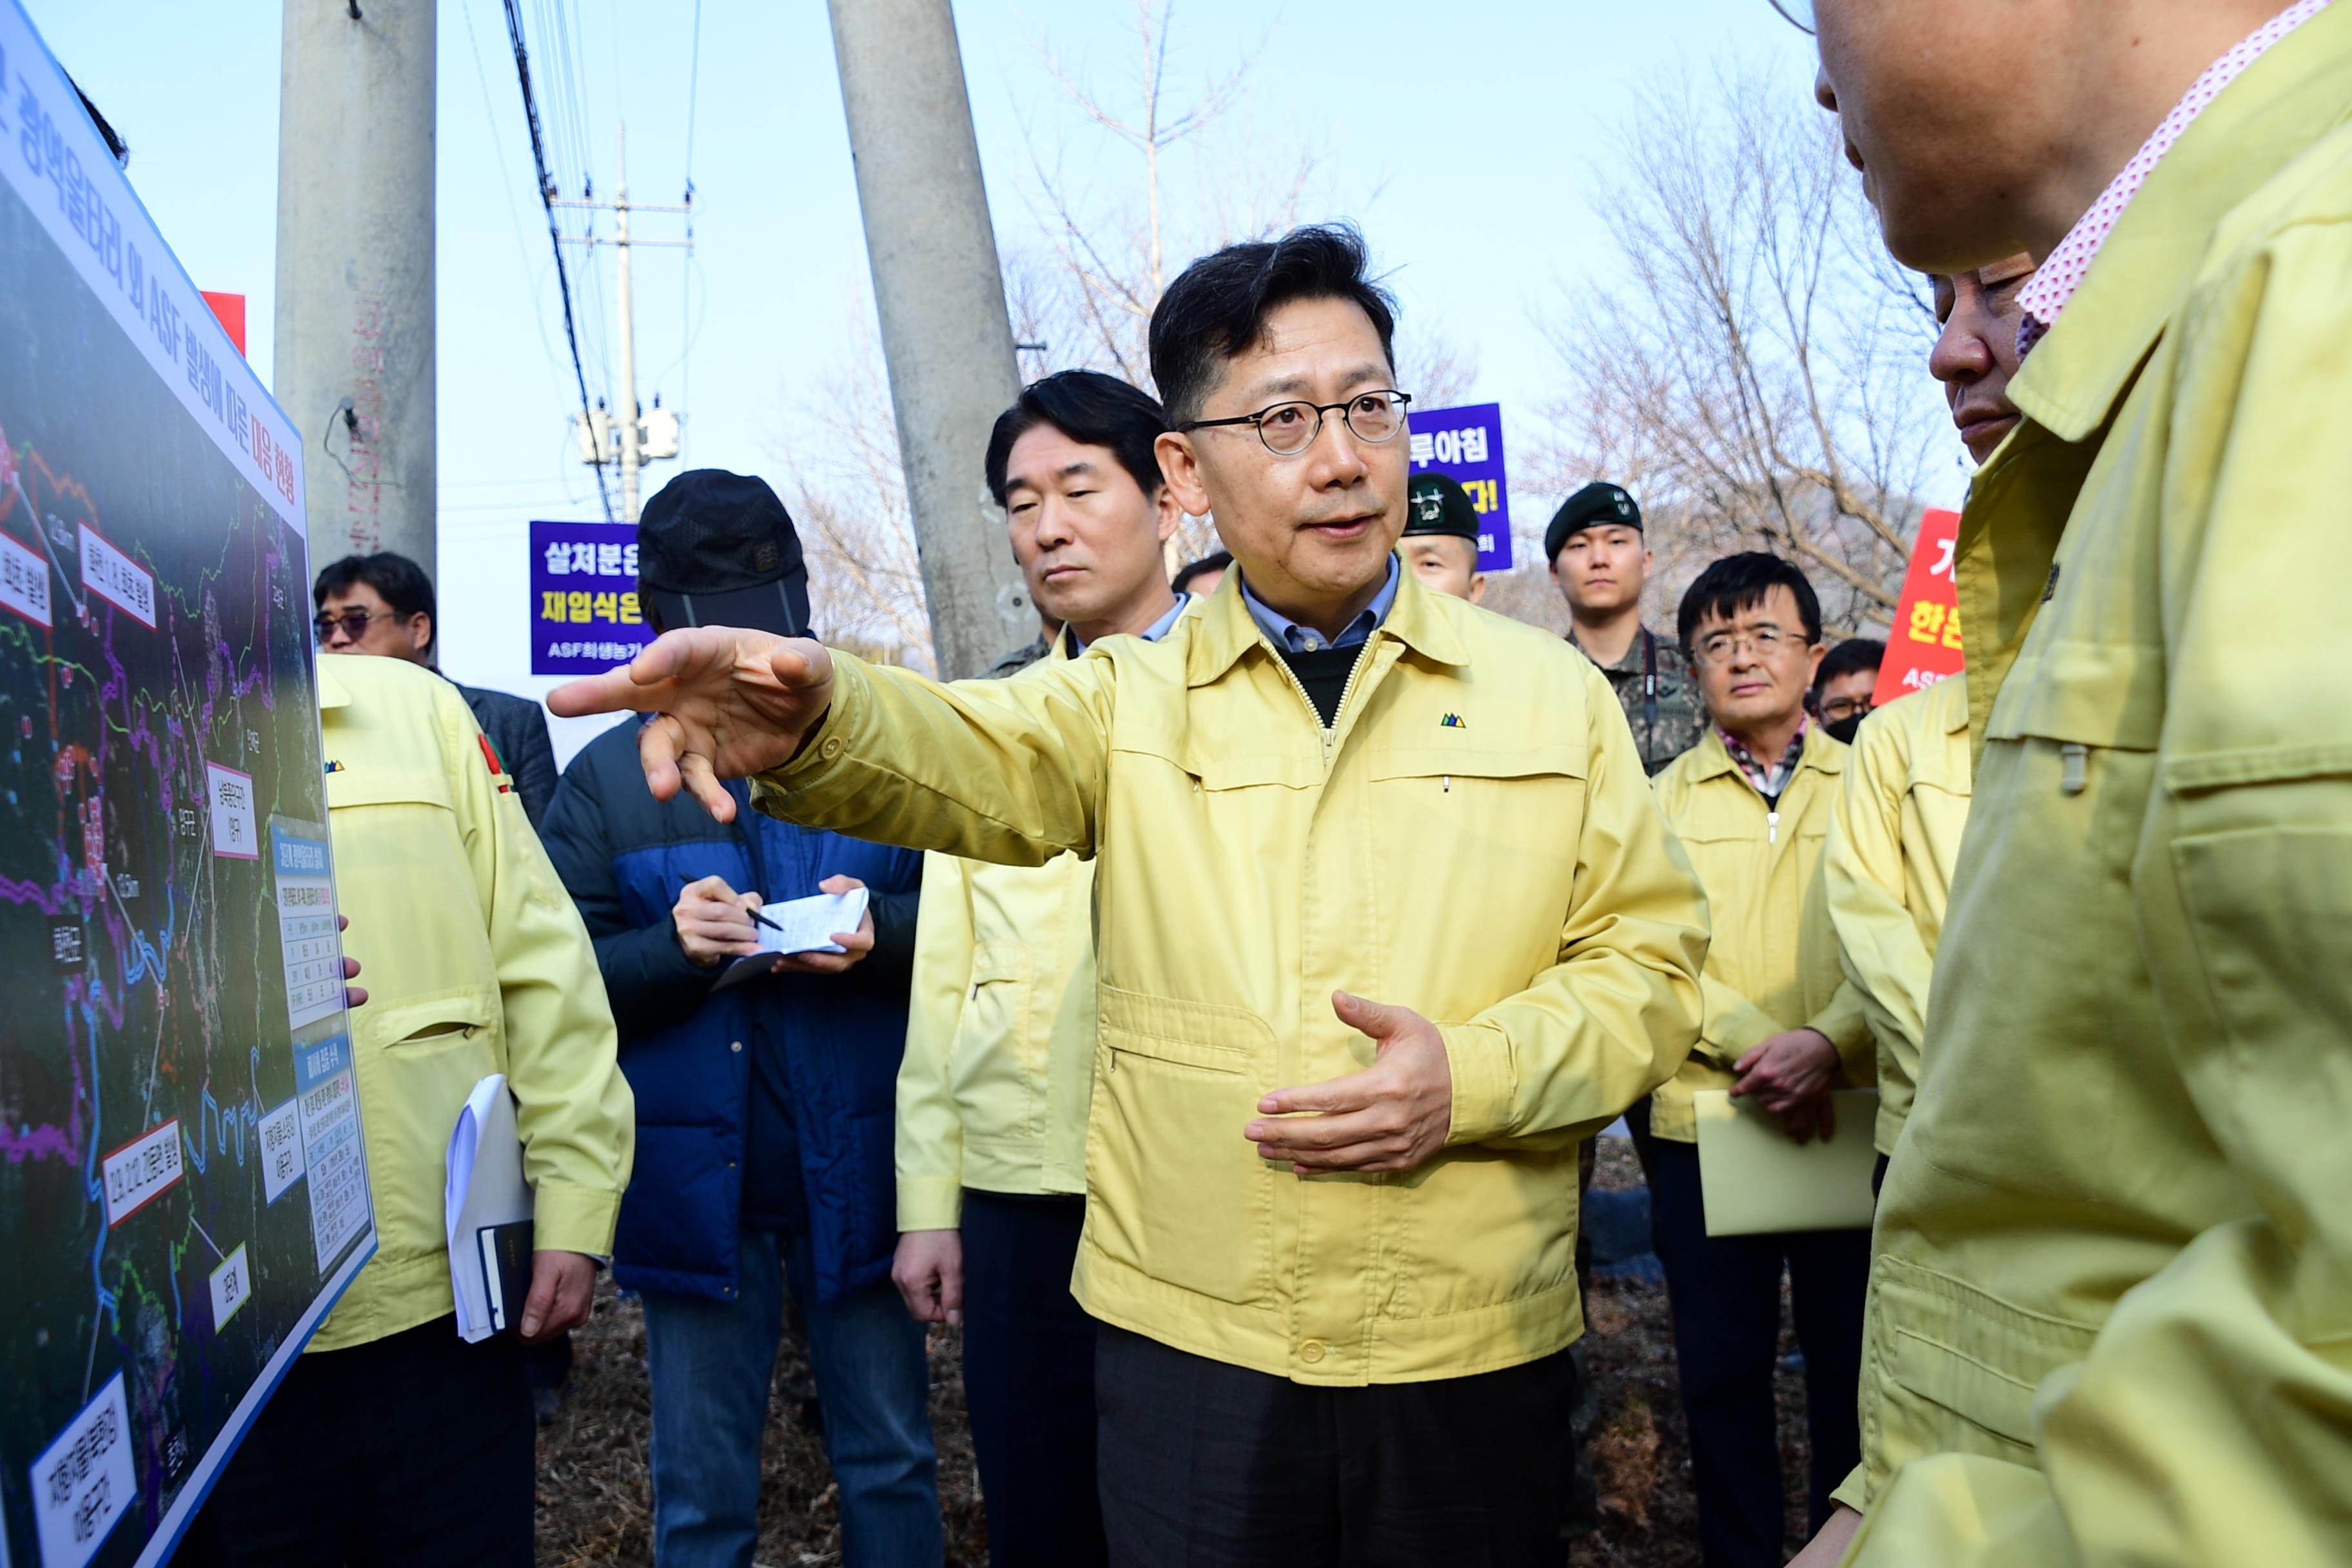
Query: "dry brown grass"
536 1139 1816 1567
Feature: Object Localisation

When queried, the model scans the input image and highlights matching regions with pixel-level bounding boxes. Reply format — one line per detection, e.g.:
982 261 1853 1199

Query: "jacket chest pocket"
1083 986 1273 1308
1364 743 1587 955
956 942 1040 1141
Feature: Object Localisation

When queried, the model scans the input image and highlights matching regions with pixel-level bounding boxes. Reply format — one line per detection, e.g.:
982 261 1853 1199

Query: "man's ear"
409 612 435 657
1150 482 1183 545
1468 572 1489 607
1155 431 1213 519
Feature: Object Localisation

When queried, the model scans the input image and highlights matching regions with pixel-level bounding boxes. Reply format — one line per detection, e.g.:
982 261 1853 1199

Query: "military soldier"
1548 482 1705 774
1399 472 1488 603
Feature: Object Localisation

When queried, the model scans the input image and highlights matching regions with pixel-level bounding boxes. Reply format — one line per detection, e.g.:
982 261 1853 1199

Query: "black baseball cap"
636 469 810 638
1404 473 1482 542
1544 482 1642 562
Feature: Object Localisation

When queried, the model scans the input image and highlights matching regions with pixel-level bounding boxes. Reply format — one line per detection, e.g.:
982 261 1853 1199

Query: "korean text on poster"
1872 507 1965 707
1406 401 1512 573
530 520 651 676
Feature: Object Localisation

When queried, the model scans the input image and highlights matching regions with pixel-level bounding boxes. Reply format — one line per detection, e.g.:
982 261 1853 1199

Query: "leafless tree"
1535 65 1941 634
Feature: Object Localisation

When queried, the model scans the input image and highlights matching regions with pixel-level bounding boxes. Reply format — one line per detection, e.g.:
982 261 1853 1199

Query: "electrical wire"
500 0 613 521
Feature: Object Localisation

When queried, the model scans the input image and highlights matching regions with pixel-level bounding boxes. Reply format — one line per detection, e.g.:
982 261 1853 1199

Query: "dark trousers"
1095 1323 1578 1567
180 1315 533 1568
961 1190 1106 1568
1628 1102 1870 1568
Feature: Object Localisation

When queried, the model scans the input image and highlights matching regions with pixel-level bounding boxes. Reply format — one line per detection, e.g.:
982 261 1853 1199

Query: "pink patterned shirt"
2017 0 2333 356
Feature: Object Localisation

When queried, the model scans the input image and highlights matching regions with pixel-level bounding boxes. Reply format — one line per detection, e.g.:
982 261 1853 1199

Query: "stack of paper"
445 1073 531 1342
1692 1088 1880 1236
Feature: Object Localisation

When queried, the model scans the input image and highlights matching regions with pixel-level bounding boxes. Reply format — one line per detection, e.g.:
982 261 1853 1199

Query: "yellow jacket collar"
1184 554 1469 688
1681 721 1847 787
2010 1 2352 442
315 658 353 710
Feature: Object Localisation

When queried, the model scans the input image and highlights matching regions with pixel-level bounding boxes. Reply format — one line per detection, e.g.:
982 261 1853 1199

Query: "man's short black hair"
1814 637 1885 698
1148 223 1398 424
985 370 1171 508
1676 551 1823 652
1171 549 1232 596
314 552 435 648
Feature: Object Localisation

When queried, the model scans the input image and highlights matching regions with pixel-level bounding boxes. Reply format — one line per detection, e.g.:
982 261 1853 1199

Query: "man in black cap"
1547 482 1705 776
536 469 944 1568
1400 472 1489 603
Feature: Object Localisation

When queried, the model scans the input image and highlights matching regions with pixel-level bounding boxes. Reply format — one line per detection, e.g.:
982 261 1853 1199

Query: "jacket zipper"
1767 808 1779 846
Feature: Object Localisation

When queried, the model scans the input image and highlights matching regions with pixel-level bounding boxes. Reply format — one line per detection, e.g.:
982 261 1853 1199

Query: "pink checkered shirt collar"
2017 0 2333 357
1718 718 1809 803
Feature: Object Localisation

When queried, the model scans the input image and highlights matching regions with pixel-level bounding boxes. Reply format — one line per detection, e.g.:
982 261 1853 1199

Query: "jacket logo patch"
322 760 344 774
1439 713 1467 729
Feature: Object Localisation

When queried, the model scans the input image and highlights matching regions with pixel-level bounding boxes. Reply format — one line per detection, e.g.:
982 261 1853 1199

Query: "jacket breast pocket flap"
967 941 1029 989
1983 636 2162 750
1364 738 1586 784
325 761 456 812
368 990 497 1052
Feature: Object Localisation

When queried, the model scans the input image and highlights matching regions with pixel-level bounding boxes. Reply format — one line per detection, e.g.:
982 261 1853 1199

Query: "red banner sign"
1872 506 1964 707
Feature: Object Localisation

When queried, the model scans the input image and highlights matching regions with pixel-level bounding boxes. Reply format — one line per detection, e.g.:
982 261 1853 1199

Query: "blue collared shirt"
1238 555 1400 653
1065 591 1193 657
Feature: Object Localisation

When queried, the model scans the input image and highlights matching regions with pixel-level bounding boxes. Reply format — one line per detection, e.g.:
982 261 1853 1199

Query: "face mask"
1824 713 1867 745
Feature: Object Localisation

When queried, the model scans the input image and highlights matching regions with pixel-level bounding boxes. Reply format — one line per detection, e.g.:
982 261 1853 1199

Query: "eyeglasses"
313 609 382 643
1820 694 1873 724
1178 390 1413 457
1765 0 1813 34
1695 625 1809 667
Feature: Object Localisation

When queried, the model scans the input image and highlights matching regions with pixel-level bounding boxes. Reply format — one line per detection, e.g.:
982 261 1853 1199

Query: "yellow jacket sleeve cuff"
1442 1021 1517 1144
1830 1462 1870 1516
532 1182 623 1258
1808 982 1876 1080
897 1176 965 1233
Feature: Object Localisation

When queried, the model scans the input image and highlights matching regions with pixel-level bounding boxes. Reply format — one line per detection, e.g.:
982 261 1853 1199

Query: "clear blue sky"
25 0 1836 757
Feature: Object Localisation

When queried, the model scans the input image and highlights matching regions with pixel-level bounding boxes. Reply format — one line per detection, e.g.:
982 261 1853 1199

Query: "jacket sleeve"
1801 851 1876 1078
1824 710 1932 1094
896 852 975 1231
539 741 717 1043
447 697 636 1257
1443 660 1710 1143
1853 214 2352 1567
752 651 1117 866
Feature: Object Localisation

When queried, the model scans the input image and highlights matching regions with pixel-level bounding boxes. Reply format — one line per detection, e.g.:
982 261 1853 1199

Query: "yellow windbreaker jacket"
1645 727 1873 1143
1838 14 2352 1563
897 644 1099 1230
313 656 634 1351
1822 675 1970 1157
756 570 1709 1384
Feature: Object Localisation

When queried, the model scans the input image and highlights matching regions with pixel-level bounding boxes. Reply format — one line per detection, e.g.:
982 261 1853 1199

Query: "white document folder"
445 1073 531 1342
1692 1088 1879 1236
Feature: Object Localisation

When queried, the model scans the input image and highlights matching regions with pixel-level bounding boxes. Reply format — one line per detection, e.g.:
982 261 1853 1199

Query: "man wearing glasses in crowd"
553 222 1710 1565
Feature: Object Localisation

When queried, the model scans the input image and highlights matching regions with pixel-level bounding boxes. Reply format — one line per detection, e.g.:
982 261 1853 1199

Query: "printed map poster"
1406 401 1513 573
529 519 652 675
0 6 375 1565
1872 507 1965 707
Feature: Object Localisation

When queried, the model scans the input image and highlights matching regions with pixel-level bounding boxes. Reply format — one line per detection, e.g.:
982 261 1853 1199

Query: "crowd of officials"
179 2 2352 1564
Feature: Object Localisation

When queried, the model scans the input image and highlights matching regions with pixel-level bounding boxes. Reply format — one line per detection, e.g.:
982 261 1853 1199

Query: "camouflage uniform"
1569 625 1707 778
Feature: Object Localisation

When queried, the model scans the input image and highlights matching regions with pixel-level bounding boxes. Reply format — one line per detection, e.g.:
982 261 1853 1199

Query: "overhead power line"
501 0 613 522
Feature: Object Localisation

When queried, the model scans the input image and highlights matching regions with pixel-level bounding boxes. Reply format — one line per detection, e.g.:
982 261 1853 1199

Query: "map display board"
0 6 375 1565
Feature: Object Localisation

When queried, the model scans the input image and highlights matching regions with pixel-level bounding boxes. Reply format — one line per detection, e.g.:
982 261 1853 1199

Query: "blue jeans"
643 1228 943 1568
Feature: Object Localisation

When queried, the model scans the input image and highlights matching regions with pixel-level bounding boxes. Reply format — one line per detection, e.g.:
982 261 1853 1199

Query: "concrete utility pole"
273 0 436 573
827 0 1034 679
612 127 643 522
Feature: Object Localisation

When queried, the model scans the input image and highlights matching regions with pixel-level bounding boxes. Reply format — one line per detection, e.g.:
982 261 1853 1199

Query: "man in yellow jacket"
554 223 1710 1564
1791 2 2352 1563
892 368 1190 1568
1638 553 1874 1568
186 654 634 1567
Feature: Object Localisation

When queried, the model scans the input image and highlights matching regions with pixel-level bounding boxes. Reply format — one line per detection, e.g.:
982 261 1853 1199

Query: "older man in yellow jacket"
1792 2 2352 1564
188 654 634 1567
1638 552 1874 1568
554 224 1709 1565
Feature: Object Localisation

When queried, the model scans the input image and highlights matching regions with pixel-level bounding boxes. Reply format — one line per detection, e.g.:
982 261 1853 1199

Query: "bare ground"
536 1137 1816 1567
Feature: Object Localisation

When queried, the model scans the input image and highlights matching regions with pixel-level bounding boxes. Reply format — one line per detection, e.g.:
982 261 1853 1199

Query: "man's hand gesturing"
1244 992 1455 1174
547 628 836 822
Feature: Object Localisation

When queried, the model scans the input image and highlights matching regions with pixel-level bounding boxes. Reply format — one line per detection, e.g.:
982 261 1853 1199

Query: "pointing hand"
547 627 836 821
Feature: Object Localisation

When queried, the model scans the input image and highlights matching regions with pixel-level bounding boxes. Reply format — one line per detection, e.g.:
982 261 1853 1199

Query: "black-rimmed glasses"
1179 390 1413 457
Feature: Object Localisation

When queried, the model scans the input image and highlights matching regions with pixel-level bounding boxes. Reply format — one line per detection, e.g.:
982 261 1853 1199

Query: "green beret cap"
1404 473 1482 542
1544 482 1642 562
